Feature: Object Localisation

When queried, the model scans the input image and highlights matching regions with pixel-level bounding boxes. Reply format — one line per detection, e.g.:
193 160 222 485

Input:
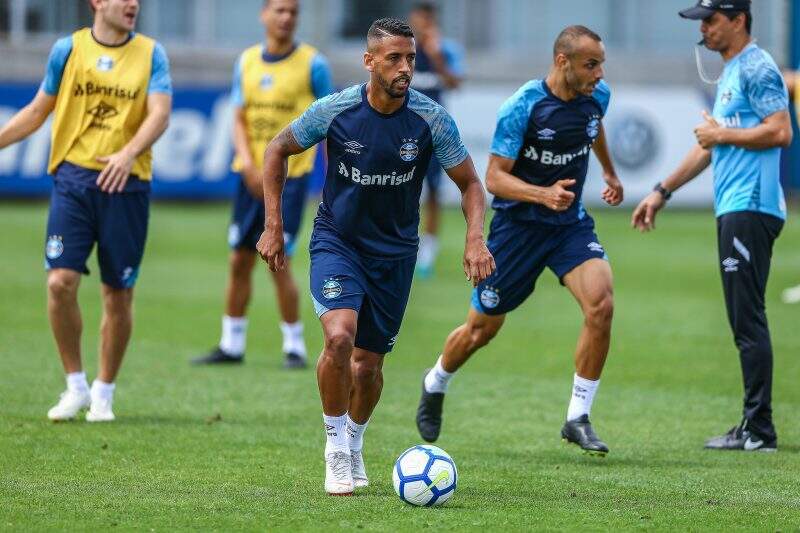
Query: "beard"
377 72 411 99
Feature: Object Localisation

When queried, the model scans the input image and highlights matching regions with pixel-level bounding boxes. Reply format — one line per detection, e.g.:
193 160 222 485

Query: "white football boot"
85 396 115 422
324 450 354 495
47 389 91 421
351 450 368 488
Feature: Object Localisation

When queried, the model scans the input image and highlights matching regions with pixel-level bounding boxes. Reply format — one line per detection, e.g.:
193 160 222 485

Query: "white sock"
424 355 454 393
66 372 89 394
280 321 307 358
566 373 600 421
323 413 349 453
219 315 247 355
346 416 369 453
417 234 439 268
91 379 115 402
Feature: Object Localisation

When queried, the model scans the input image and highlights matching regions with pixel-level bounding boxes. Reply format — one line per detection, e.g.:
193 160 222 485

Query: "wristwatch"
653 183 672 201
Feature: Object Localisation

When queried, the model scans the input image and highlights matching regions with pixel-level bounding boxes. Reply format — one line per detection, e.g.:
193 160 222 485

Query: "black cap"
679 0 750 20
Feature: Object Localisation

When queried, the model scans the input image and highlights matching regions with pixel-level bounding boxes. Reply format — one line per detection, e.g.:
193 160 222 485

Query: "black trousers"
717 211 783 442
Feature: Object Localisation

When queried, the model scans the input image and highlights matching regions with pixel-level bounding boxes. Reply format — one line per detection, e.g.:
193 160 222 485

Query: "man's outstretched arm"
0 90 56 149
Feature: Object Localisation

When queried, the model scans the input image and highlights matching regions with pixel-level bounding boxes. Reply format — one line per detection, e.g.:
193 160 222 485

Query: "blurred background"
1 0 799 204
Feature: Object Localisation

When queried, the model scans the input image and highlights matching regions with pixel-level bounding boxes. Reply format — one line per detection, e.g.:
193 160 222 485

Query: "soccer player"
415 26 623 456
408 2 465 278
192 0 333 368
0 0 171 421
633 0 790 452
256 18 494 494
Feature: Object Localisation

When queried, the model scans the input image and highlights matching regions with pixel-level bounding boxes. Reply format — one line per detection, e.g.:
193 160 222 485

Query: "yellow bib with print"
48 28 155 179
233 43 319 178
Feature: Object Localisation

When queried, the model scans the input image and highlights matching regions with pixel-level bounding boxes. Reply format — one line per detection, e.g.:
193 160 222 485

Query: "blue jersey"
490 79 611 225
711 43 788 220
291 84 468 258
410 39 465 103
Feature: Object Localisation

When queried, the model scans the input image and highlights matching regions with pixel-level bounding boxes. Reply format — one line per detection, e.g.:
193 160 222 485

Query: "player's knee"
323 329 355 359
229 250 254 279
47 271 79 300
585 292 614 329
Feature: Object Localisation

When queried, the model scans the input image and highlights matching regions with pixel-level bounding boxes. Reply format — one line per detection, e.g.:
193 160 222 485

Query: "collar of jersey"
261 42 298 63
725 40 758 67
90 29 135 48
360 83 410 118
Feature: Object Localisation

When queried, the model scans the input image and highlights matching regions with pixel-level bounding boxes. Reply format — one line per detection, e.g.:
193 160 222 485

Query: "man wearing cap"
633 0 791 452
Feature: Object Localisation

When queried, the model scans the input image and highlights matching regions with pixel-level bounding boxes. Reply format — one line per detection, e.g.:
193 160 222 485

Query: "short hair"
411 2 438 16
367 17 414 47
723 10 752 34
553 25 602 58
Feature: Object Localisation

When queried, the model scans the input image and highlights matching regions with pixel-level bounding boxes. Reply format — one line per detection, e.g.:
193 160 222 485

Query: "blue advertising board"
0 83 325 198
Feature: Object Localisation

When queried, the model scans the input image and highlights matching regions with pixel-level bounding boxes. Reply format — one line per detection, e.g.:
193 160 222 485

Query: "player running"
0 0 171 421
408 2 465 278
633 0 791 452
192 0 333 369
416 25 623 456
256 18 494 495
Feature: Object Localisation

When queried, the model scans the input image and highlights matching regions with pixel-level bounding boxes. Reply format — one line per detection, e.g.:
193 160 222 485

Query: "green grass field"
1 201 800 531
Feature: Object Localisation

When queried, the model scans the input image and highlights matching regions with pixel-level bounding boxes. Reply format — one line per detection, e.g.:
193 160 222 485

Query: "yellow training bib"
48 28 156 180
233 43 319 178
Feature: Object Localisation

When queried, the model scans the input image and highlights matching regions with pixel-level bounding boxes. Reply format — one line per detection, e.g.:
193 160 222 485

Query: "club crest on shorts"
399 139 419 162
96 55 114 72
46 235 64 260
322 279 343 299
586 117 600 139
480 287 500 309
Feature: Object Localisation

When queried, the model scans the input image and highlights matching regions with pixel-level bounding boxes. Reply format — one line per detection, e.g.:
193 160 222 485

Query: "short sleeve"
230 54 244 107
290 86 362 149
441 40 465 78
742 56 788 120
148 42 172 95
592 80 611 116
490 88 535 159
40 36 73 96
429 107 468 169
310 53 335 99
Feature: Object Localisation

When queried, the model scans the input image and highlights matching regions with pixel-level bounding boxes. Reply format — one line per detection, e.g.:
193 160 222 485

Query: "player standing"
0 0 171 421
193 0 333 368
408 2 465 278
633 0 790 451
256 18 494 494
416 26 623 456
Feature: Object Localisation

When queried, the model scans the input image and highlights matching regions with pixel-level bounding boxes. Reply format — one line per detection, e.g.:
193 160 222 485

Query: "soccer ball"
392 445 457 506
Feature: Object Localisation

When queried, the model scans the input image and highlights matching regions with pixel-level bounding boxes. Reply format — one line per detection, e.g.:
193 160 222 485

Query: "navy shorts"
472 211 608 315
227 174 308 256
45 173 150 289
309 222 415 354
424 154 443 195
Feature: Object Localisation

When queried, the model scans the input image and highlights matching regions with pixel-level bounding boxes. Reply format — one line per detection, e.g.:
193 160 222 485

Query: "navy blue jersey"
291 84 468 258
490 79 611 225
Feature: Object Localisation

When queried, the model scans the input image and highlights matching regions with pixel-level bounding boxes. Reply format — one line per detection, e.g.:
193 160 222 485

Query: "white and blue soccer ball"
392 445 457 506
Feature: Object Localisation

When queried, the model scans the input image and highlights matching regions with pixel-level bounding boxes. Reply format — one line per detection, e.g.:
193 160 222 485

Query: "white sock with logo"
566 373 600 421
424 355 454 394
66 371 89 394
418 234 439 268
323 413 349 453
346 416 369 453
280 321 307 358
219 315 247 356
90 379 115 402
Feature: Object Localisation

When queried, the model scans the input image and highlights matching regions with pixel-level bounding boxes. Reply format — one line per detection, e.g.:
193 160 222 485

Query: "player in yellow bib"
0 0 171 422
192 0 333 368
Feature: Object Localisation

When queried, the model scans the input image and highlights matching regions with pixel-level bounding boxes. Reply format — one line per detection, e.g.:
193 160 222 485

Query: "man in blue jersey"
408 2 465 277
416 26 624 456
256 18 494 495
633 0 790 452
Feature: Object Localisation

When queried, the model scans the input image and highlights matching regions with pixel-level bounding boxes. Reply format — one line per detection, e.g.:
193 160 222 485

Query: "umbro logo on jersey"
344 140 365 154
722 257 739 272
87 101 119 120
537 128 556 140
